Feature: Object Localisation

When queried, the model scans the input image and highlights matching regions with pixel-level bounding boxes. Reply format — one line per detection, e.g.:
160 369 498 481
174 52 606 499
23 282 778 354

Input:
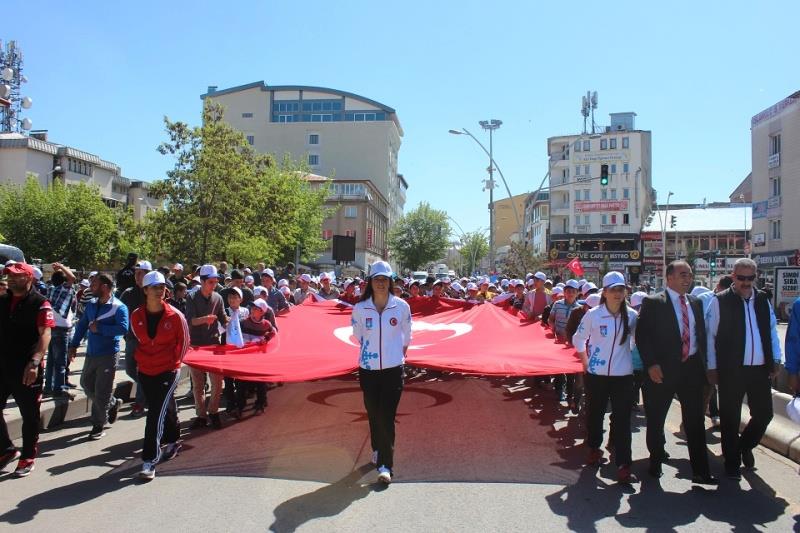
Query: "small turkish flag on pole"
566 257 585 277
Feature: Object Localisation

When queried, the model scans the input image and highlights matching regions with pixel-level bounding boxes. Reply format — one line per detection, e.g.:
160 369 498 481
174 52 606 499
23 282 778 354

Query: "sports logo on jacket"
599 325 608 337
365 317 373 329
389 317 398 326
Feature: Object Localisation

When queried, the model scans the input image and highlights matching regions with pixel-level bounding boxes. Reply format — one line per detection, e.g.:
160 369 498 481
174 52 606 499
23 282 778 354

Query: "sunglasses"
736 274 756 282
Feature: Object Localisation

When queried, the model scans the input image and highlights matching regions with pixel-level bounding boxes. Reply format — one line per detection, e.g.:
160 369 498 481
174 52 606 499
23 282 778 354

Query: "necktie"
679 294 690 361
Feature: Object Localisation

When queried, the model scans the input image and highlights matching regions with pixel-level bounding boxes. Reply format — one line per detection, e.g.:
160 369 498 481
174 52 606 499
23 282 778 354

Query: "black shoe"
691 474 720 485
209 413 222 430
254 405 265 415
108 398 123 424
189 417 208 430
662 451 671 461
65 382 78 389
741 448 755 470
89 425 106 440
226 408 241 420
648 460 663 478
725 466 742 480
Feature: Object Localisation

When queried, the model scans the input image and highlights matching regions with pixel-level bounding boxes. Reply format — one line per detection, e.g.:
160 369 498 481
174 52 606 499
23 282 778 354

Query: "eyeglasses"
735 274 756 282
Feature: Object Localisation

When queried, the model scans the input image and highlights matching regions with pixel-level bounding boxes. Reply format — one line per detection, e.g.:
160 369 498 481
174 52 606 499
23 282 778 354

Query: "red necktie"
680 294 690 361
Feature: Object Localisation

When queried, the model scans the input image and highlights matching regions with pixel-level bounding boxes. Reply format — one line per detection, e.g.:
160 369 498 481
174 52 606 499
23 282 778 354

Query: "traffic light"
670 215 677 228
709 253 717 276
600 164 609 186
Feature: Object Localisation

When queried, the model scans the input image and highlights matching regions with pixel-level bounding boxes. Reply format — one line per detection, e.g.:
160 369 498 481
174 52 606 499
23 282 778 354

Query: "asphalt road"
1 373 799 532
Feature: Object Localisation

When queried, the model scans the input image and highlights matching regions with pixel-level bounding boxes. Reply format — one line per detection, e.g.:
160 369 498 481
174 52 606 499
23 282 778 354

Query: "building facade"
304 174 389 274
546 112 653 280
523 189 550 257
0 131 159 220
201 82 407 230
640 203 751 288
749 91 800 280
491 192 527 250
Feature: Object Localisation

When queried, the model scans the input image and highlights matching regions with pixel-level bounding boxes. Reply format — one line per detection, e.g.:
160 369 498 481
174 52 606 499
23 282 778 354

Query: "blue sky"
6 0 797 237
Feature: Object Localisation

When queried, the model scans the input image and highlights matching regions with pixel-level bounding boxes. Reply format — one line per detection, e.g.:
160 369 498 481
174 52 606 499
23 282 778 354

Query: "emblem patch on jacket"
365 317 373 329
389 317 398 326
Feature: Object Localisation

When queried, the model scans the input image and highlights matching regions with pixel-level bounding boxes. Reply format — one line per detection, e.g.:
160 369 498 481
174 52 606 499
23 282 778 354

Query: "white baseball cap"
173 263 184 271
278 278 289 288
199 264 220 279
262 268 275 279
552 286 564 295
32 266 43 280
466 282 478 291
526 278 536 287
135 260 153 271
244 275 254 283
279 286 291 295
80 279 90 288
228 286 243 299
142 271 166 287
585 293 602 308
253 286 268 296
451 282 464 293
369 261 393 279
630 291 648 307
691 286 712 298
602 271 626 289
534 271 547 281
299 273 312 283
89 271 98 278
581 282 598 296
249 299 268 313
564 279 580 290
320 272 332 281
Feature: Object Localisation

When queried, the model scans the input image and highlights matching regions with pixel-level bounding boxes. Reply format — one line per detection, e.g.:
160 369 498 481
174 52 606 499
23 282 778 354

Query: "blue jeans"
45 327 71 392
125 335 145 405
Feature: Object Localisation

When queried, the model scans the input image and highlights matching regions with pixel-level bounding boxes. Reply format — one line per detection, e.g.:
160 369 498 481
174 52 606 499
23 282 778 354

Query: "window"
273 102 300 112
562 168 569 178
308 134 319 145
575 190 581 201
246 135 255 146
623 188 630 199
574 141 581 152
308 154 319 166
344 206 357 218
601 214 608 225
584 189 590 200
575 166 581 176
584 215 590 225
582 140 590 151
600 139 608 150
241 112 254 118
623 163 629 173
311 114 333 122
769 134 781 156
611 214 617 224
622 137 629 149
771 219 781 240
610 189 617 199
584 165 590 175
623 213 630 225
345 230 356 238
333 183 366 196
770 176 781 197
610 163 617 174
609 138 617 149
601 189 608 200
276 114 294 123
322 229 333 240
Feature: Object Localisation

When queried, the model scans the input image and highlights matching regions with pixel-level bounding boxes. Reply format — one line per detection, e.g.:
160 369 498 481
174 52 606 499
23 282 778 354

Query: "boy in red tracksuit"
130 271 189 480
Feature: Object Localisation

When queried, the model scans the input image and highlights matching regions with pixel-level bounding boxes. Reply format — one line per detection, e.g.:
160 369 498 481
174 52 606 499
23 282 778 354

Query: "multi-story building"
304 174 389 275
546 112 653 280
0 131 159 220
522 189 550 257
640 203 751 288
491 192 527 249
749 90 800 281
200 82 407 231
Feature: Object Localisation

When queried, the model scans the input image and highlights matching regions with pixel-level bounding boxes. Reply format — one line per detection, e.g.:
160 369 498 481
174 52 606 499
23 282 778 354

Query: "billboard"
774 267 800 321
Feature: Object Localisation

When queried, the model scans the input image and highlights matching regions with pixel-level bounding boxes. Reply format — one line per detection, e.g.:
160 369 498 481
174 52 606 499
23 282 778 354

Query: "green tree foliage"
0 176 121 268
149 101 329 265
388 202 450 270
459 231 489 275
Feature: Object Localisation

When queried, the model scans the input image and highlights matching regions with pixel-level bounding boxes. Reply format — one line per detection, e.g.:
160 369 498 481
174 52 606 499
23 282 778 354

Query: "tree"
459 231 489 275
148 101 329 265
502 242 546 279
388 202 450 270
0 176 121 268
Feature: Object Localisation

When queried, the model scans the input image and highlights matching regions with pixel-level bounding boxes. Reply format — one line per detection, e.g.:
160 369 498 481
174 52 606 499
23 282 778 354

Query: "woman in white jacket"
572 271 638 484
352 260 412 484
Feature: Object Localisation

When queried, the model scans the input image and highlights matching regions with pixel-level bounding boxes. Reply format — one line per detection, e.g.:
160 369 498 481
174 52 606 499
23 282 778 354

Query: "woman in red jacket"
131 271 189 480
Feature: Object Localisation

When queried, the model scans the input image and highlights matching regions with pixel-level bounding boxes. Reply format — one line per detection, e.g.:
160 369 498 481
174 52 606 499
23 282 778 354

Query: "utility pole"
479 119 502 274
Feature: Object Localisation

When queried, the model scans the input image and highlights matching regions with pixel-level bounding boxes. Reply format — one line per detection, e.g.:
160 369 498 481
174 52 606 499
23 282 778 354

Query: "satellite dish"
0 84 9 98
1 67 13 81
21 118 32 130
21 96 32 109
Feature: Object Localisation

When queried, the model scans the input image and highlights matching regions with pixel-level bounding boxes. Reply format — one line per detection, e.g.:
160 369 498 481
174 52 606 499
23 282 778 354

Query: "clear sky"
6 0 797 238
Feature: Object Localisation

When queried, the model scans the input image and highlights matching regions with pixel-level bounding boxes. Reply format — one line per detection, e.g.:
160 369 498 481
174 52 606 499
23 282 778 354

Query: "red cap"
4 262 35 277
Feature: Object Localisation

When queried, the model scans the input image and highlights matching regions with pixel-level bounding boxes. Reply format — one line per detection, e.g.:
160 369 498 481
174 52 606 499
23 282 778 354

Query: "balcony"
600 224 617 232
551 203 571 214
575 224 591 234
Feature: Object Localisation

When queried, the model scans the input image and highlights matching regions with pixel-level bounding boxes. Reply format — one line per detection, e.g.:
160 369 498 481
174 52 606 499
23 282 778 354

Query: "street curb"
4 365 191 442
741 390 800 462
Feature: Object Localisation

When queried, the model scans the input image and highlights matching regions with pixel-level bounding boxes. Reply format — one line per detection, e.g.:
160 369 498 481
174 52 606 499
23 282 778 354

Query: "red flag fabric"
183 298 582 382
566 257 585 277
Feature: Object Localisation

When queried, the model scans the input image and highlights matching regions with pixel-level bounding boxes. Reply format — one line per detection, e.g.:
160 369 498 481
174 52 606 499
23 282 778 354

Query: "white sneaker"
377 466 392 484
139 462 156 480
371 450 378 465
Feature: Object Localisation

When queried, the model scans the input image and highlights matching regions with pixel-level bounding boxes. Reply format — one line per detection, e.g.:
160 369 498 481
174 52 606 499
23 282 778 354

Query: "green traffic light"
600 177 608 186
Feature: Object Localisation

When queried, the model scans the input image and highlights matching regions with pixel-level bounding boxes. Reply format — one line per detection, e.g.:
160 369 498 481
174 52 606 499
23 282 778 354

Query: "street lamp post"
739 193 749 258
661 191 674 283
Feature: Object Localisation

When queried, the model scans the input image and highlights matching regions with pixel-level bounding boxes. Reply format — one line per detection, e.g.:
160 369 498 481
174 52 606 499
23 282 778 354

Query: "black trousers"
236 381 267 410
585 373 633 466
718 364 773 469
138 370 180 463
643 356 710 475
0 374 42 460
359 365 404 471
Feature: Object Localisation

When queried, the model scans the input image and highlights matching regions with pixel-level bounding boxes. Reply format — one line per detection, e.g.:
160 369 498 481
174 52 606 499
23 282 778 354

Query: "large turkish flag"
183 298 582 382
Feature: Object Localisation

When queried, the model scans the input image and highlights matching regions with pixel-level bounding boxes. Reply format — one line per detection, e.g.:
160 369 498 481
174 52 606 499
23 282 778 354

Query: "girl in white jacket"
351 261 412 484
572 271 638 484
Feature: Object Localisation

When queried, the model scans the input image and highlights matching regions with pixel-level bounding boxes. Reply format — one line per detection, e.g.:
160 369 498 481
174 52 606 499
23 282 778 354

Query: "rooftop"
642 205 751 233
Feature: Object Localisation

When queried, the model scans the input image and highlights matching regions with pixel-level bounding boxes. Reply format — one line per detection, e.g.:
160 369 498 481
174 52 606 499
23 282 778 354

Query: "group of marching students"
2 254 799 489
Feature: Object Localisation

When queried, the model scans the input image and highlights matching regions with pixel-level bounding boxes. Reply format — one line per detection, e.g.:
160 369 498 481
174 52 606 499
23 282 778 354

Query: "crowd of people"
1 253 799 488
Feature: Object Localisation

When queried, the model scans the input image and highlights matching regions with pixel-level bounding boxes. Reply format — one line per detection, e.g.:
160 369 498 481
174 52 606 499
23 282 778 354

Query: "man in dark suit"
636 260 717 484
706 258 782 480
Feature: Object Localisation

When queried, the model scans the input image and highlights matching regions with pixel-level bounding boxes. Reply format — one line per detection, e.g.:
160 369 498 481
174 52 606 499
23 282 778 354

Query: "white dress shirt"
665 287 697 357
705 292 783 370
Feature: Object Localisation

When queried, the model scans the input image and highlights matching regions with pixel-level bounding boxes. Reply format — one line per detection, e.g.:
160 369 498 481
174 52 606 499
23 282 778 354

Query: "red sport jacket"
131 303 189 376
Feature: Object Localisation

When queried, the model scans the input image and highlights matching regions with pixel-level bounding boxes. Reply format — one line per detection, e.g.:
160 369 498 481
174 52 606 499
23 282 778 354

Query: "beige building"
0 131 159 220
491 192 527 249
749 90 800 280
547 112 653 279
304 174 389 273
201 82 407 230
